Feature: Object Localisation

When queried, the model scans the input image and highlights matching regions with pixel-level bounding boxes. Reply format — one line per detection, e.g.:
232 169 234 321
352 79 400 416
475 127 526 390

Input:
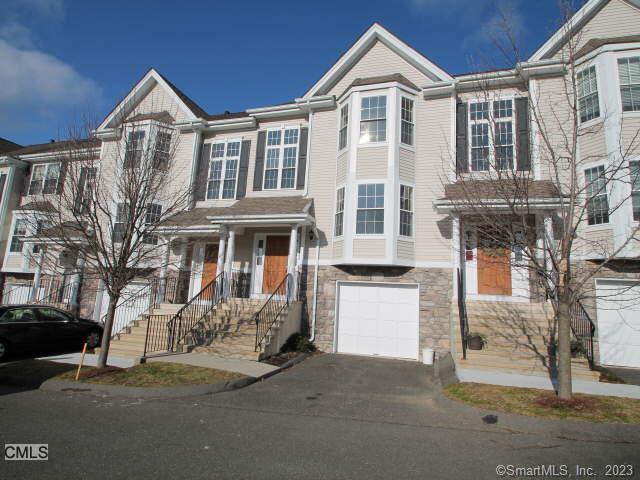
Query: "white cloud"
0 21 36 49
0 39 102 107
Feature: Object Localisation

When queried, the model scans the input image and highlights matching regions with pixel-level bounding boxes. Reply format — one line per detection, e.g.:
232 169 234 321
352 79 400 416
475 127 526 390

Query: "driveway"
1 353 639 480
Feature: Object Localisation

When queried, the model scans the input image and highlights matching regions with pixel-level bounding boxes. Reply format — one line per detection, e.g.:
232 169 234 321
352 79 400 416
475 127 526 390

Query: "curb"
255 352 311 381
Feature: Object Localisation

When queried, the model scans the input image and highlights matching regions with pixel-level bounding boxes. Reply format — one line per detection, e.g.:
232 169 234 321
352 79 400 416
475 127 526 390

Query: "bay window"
334 187 345 237
630 161 640 222
618 57 640 112
585 165 609 225
359 95 387 143
153 129 172 170
577 66 600 123
124 130 145 169
356 183 384 234
143 203 162 245
339 105 349 150
401 97 414 146
207 140 242 199
9 219 26 253
399 185 413 237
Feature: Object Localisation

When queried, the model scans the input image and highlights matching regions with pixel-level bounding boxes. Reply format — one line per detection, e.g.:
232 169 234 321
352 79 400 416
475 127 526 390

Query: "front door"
477 246 512 295
262 236 289 294
202 244 219 287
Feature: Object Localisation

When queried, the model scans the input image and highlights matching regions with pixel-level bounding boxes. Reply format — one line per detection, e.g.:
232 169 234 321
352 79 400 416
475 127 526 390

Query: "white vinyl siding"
618 57 640 112
263 127 300 190
577 66 600 123
207 140 241 200
359 95 387 143
585 165 609 225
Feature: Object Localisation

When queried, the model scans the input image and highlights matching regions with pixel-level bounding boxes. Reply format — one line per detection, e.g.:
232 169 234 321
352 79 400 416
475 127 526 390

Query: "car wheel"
86 331 101 349
0 339 8 360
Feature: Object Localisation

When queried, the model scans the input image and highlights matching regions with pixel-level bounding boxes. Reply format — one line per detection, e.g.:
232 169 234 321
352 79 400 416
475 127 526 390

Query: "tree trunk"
96 294 119 368
556 286 573 399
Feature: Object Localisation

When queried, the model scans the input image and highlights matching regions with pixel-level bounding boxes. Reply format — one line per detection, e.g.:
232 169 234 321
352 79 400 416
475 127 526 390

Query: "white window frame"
206 138 242 200
334 186 345 237
577 65 601 125
262 126 300 190
355 182 385 236
400 96 415 147
143 203 163 245
152 128 173 170
123 129 146 169
617 56 640 113
629 159 640 223
468 97 515 172
9 218 27 253
359 94 387 145
338 104 349 151
584 164 610 226
399 184 414 237
28 162 61 195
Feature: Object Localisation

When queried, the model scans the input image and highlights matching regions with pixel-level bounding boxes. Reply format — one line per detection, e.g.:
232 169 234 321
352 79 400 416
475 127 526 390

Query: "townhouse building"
0 0 638 376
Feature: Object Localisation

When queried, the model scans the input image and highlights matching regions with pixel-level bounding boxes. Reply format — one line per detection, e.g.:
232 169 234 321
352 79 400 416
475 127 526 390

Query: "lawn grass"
55 362 245 387
445 382 640 424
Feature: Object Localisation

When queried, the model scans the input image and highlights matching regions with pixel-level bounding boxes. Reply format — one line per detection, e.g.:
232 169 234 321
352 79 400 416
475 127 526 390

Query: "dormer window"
29 163 60 195
359 95 387 143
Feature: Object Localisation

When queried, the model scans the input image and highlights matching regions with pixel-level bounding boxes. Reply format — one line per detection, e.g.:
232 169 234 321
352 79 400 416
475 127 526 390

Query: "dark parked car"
0 306 103 360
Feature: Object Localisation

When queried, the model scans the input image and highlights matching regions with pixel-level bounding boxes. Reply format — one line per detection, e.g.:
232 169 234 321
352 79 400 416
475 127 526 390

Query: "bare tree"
23 108 192 368
446 1 640 398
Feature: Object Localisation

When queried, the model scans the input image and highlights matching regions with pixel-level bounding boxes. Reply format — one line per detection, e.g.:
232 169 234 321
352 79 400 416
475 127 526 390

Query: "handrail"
29 277 73 310
144 272 224 356
569 297 596 368
254 273 291 352
456 268 469 360
102 282 157 338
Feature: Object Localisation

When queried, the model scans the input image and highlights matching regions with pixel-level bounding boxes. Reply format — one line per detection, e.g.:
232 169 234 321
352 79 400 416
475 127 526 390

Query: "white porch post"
30 247 45 302
543 214 554 274
70 255 85 317
93 279 105 322
157 237 171 304
223 229 235 296
287 225 299 299
217 227 227 296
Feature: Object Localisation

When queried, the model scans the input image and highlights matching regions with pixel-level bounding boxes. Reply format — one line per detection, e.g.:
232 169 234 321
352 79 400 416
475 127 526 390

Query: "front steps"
454 300 600 382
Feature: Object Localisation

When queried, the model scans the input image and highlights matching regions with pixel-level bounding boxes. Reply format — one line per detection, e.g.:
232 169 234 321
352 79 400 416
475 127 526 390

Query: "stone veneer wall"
301 265 454 357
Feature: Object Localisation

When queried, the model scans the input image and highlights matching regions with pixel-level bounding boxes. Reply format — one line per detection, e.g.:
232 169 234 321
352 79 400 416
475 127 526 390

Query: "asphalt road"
1 354 639 479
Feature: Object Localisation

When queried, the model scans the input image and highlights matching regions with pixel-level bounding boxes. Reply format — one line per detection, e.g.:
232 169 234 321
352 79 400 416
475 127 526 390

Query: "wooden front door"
262 236 290 294
477 246 512 295
202 244 219 287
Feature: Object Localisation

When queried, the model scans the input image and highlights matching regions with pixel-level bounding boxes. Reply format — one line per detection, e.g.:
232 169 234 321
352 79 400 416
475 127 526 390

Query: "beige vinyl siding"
397 238 414 259
356 147 387 179
621 117 640 156
336 152 348 185
399 147 415 182
414 95 453 262
326 40 430 97
576 227 614 257
126 81 191 124
579 128 607 162
352 238 386 258
5 253 22 269
333 239 344 258
306 109 338 259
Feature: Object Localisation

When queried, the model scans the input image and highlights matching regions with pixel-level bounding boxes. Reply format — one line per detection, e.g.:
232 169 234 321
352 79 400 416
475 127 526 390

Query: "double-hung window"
401 97 414 146
207 140 242 199
339 105 349 150
75 167 96 215
630 161 640 221
618 57 640 112
143 203 162 245
9 219 26 253
585 165 609 225
124 130 145 169
469 102 490 171
359 96 387 143
356 184 384 234
334 187 345 237
113 203 129 243
399 185 413 237
153 129 172 170
263 127 300 190
577 66 600 123
468 100 514 171
29 163 60 195
493 100 514 170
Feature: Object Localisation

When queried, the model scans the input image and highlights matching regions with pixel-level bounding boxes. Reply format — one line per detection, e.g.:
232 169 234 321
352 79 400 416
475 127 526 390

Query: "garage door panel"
337 283 419 360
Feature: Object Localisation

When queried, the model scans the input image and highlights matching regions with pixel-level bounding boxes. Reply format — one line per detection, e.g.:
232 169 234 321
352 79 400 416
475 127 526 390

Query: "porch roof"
159 196 314 231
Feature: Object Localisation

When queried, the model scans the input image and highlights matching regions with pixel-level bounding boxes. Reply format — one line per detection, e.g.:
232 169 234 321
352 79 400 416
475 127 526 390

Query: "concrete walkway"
39 353 137 368
604 366 640 386
148 352 278 377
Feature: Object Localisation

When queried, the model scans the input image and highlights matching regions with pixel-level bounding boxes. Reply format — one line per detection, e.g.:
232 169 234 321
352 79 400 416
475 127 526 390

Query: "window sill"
398 235 414 241
400 144 415 153
578 117 604 131
354 234 387 240
584 222 612 232
622 110 640 118
338 147 349 155
357 142 388 149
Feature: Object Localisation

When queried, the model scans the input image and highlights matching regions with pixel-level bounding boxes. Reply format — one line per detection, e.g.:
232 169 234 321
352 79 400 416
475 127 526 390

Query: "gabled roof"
529 0 640 61
303 23 453 98
0 138 22 155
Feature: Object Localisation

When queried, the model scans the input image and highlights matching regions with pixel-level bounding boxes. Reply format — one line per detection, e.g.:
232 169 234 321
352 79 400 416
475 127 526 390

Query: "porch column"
70 254 85 317
287 225 299 299
157 237 171 304
30 247 45 302
543 213 554 277
217 227 227 277
93 279 105 322
223 229 235 296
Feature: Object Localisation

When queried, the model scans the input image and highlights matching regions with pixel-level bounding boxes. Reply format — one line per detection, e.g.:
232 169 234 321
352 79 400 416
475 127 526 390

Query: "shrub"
281 333 317 353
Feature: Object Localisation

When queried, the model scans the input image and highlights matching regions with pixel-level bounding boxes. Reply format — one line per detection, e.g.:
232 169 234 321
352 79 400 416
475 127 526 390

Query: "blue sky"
1 0 574 146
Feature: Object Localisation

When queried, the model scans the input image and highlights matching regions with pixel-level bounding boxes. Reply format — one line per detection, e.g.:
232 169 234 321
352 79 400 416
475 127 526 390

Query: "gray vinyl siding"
356 147 387 179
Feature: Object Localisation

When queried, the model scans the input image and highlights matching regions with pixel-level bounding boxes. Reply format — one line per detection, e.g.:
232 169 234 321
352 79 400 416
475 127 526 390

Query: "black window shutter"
456 101 469 174
516 97 531 171
195 143 211 201
22 166 31 196
253 131 266 191
236 140 251 199
0 174 6 204
296 127 309 190
74 167 88 214
56 161 67 194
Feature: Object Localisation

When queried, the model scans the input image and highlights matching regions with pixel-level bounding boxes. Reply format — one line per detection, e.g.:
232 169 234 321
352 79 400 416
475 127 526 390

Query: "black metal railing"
254 273 292 352
229 271 251 299
163 274 191 304
570 298 596 368
103 282 156 338
457 268 469 360
144 272 225 356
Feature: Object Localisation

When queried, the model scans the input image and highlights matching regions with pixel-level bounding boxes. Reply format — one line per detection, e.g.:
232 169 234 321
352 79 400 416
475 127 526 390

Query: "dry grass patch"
56 362 245 387
445 382 640 424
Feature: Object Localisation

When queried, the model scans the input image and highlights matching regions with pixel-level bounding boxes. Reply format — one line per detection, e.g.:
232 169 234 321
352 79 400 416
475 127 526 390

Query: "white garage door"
336 282 419 360
596 280 640 368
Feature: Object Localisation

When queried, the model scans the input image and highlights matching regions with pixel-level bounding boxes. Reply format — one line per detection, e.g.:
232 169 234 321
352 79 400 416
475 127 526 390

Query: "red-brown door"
477 247 512 295
262 236 290 294
202 244 219 287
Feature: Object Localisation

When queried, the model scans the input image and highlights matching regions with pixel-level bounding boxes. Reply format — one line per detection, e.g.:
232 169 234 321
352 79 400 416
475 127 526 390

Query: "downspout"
309 225 320 342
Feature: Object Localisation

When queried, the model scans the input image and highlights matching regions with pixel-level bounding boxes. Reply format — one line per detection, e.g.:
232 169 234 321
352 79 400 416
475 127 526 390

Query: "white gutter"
309 225 320 342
